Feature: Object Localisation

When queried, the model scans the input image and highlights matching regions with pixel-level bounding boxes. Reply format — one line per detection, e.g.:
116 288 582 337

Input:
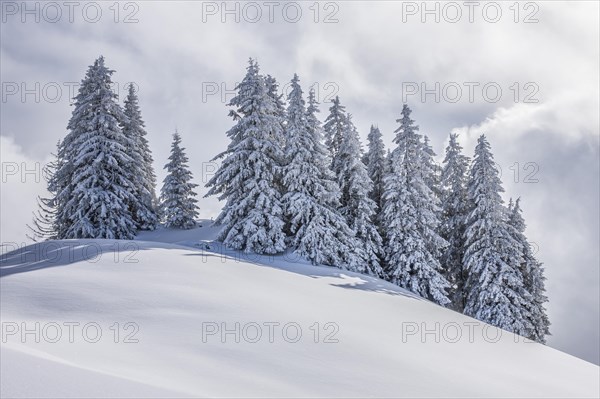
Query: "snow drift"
1 223 598 398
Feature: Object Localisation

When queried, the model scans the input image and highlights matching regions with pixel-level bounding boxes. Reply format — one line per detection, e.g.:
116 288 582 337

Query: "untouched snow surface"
1 221 598 398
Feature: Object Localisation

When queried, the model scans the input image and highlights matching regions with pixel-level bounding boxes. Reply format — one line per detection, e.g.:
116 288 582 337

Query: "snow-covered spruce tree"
281 76 363 268
332 114 385 276
440 133 471 310
59 56 137 239
385 149 393 174
27 144 62 241
508 198 550 343
205 59 286 254
159 132 199 229
419 134 447 270
381 104 450 305
365 125 387 213
265 74 287 148
50 133 78 239
122 84 158 230
323 96 347 159
379 148 394 232
421 134 443 200
463 135 533 336
48 61 100 239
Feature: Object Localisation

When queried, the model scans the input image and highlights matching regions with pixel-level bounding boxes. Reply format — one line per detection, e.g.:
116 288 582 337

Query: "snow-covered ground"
1 221 598 398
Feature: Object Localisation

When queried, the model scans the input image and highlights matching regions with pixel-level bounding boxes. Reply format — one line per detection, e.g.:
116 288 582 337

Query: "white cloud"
0 136 51 246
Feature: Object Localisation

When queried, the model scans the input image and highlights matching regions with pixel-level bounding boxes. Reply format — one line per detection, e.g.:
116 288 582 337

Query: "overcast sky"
1 1 598 365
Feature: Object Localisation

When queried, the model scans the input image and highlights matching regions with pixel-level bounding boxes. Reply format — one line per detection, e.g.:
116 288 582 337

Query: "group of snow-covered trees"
30 56 199 241
31 56 549 343
207 59 549 343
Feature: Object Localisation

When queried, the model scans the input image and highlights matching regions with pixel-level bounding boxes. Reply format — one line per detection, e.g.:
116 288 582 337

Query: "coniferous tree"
379 148 394 237
365 125 387 213
381 104 450 305
160 132 199 229
421 135 443 200
333 114 384 276
384 149 393 176
122 84 158 230
265 74 286 114
50 131 79 240
58 56 137 239
27 144 61 241
440 133 471 310
419 134 447 272
463 135 533 335
265 74 287 148
205 59 286 254
323 96 347 159
281 76 363 268
508 198 551 343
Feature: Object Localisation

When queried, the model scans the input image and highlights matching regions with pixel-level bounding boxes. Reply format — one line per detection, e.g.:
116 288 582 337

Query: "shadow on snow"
0 239 420 301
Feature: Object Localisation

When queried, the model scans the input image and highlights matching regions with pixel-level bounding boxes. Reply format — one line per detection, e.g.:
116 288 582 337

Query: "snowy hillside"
1 222 598 398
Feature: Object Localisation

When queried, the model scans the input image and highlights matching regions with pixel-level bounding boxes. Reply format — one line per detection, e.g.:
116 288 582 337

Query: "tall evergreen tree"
265 74 286 114
421 135 443 200
508 198 551 343
159 132 199 229
323 96 347 159
440 133 471 310
57 56 137 239
333 115 385 276
265 74 287 148
122 84 158 230
384 149 393 176
381 104 450 305
463 135 533 335
27 144 61 241
281 77 362 268
379 148 394 235
205 59 286 254
365 125 387 213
